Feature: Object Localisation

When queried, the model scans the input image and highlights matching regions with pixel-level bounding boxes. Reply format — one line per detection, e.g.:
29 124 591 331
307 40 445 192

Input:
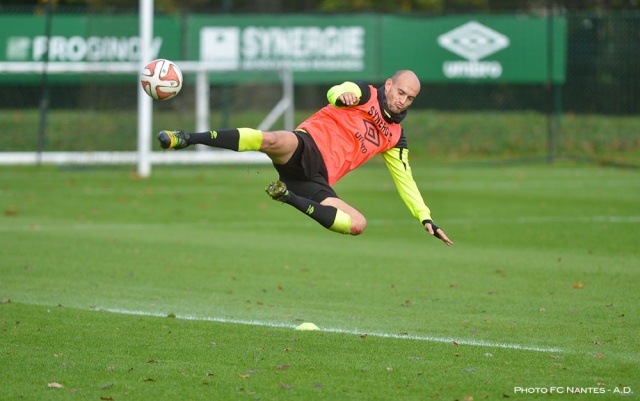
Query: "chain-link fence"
0 6 638 165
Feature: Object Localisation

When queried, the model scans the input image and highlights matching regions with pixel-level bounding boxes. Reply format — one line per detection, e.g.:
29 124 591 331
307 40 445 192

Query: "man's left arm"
382 147 453 245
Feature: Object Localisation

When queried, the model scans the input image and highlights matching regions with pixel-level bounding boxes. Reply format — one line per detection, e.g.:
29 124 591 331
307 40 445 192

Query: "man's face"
384 74 420 114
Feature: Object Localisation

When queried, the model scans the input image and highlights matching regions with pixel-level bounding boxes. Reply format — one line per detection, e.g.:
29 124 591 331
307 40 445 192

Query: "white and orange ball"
140 58 183 101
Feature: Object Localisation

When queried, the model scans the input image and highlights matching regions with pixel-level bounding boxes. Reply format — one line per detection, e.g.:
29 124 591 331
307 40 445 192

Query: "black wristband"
423 219 442 239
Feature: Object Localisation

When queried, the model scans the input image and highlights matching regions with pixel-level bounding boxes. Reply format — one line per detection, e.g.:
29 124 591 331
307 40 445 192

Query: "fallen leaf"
595 353 604 359
4 205 18 217
274 364 291 370
401 299 412 307
47 382 64 389
280 383 293 389
239 374 250 379
572 282 585 289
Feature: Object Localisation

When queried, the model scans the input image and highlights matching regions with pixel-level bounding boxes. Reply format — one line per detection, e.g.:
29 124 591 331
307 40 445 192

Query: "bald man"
158 70 452 245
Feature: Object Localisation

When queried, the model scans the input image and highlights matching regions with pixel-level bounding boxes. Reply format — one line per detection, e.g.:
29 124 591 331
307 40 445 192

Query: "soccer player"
157 70 453 245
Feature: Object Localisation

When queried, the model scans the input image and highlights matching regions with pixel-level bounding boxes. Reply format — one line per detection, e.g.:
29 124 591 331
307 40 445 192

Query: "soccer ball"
140 59 183 101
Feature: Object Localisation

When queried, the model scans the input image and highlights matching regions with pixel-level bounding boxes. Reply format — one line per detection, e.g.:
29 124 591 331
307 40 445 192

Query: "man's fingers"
340 93 358 105
436 229 453 246
424 221 452 245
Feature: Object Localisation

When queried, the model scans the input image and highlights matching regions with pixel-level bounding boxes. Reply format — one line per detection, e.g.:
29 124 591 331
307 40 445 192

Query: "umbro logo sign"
437 21 510 79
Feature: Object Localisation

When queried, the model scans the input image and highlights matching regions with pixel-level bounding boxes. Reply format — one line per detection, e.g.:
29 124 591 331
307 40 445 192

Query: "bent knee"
259 131 278 151
349 217 367 235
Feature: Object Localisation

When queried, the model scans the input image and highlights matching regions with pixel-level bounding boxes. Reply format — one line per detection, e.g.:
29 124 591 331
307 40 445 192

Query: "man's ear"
384 78 392 92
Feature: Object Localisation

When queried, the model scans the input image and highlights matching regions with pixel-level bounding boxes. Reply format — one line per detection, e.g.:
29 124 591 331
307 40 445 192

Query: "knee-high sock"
185 128 262 151
284 191 352 234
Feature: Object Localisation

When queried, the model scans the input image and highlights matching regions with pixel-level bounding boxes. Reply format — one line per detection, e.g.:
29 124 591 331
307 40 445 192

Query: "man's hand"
424 220 453 246
338 92 360 106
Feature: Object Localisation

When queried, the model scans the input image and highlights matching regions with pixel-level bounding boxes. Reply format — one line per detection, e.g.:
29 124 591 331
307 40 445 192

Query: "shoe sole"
266 181 288 201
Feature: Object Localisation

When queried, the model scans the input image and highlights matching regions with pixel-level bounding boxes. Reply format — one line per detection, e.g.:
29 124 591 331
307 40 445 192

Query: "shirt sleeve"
382 147 432 224
327 81 370 107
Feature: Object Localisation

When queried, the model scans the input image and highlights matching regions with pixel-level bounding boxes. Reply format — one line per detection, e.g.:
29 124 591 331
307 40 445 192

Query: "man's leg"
266 182 366 236
157 128 298 163
321 196 367 235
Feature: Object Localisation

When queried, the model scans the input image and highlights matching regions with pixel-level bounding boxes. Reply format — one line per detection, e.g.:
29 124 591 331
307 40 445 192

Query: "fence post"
36 0 54 165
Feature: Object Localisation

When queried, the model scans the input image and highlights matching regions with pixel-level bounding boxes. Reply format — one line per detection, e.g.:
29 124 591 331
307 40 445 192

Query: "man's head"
384 70 420 114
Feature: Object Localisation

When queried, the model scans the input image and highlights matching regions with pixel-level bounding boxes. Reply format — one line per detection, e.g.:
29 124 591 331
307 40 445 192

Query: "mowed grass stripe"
1 214 639 233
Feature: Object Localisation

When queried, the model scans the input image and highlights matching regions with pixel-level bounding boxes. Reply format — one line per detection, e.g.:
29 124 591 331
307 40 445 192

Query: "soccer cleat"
157 130 190 150
265 181 290 202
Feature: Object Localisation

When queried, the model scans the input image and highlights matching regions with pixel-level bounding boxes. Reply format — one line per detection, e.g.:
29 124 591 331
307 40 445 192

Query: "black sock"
186 129 240 151
284 191 338 229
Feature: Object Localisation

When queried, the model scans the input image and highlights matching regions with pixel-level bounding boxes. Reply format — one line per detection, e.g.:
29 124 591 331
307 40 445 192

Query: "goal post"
0 61 294 174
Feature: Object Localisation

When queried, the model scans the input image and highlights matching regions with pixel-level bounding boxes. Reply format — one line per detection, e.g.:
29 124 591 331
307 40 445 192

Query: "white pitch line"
95 307 563 353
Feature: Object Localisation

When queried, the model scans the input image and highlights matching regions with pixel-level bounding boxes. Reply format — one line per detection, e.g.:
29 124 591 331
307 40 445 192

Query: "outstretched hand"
424 220 453 246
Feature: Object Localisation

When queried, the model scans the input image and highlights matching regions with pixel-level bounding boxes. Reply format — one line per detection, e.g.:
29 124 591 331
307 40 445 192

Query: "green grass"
2 109 639 165
1 162 639 400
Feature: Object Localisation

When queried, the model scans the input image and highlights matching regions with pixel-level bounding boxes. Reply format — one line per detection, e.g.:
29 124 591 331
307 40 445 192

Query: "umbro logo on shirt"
363 120 380 147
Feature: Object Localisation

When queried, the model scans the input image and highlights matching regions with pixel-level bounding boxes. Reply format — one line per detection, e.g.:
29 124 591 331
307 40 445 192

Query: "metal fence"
0 7 638 165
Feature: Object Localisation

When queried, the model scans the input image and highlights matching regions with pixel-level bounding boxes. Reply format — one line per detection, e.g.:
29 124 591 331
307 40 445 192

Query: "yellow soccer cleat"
265 181 290 202
157 130 190 150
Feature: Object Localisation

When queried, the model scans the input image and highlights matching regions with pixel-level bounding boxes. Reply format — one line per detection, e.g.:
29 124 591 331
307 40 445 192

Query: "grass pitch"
1 161 638 400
